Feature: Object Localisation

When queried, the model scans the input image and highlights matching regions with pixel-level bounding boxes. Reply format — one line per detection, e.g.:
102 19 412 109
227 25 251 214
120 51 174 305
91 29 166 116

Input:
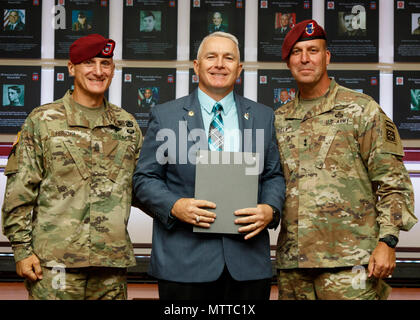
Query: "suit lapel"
234 93 254 152
183 89 205 133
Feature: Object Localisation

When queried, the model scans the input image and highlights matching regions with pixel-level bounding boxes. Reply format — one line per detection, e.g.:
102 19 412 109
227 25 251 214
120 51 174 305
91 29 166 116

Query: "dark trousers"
158 266 271 300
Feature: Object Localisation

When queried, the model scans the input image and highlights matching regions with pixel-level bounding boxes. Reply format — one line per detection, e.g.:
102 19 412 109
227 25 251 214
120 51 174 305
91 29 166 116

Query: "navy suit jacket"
132 90 285 282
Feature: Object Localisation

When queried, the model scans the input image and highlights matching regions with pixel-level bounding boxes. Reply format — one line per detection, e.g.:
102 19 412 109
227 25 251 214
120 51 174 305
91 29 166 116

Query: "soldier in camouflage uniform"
275 20 417 300
1 34 142 300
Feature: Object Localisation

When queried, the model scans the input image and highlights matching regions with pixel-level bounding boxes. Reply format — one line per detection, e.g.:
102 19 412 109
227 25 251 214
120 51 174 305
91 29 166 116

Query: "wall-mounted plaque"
394 0 420 62
329 70 380 104
121 67 176 135
190 0 245 61
54 0 109 59
0 65 41 134
258 0 312 62
257 69 296 111
393 71 420 139
324 0 379 62
0 0 42 58
123 0 178 60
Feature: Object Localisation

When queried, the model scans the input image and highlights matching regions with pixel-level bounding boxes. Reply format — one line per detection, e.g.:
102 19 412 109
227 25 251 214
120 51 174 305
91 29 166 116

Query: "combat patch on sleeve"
380 117 404 157
4 132 21 175
385 120 396 143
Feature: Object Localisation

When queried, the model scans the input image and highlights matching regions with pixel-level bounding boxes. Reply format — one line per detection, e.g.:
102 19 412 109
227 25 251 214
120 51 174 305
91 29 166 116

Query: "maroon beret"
69 34 115 64
281 19 327 61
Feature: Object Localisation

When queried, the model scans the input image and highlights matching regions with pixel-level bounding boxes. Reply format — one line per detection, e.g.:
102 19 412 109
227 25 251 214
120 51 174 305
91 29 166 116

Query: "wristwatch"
267 205 280 229
379 235 399 248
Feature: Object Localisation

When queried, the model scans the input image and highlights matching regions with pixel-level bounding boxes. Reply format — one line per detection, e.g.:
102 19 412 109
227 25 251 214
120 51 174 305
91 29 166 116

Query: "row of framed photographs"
1 65 419 140
1 0 420 62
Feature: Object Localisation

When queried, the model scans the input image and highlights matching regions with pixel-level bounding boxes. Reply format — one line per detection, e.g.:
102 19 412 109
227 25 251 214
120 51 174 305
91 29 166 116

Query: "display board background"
122 0 177 60
394 0 420 62
0 0 42 58
324 0 379 62
0 0 419 254
0 65 41 134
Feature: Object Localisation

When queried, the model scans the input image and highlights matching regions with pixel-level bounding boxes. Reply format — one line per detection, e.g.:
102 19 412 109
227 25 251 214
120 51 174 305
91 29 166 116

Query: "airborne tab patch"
380 115 404 157
385 120 396 143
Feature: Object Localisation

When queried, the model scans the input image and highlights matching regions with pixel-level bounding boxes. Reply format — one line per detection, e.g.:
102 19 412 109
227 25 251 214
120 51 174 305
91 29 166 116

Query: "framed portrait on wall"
393 71 420 139
324 0 379 62
257 69 296 111
328 70 380 104
123 0 177 60
54 0 109 59
258 0 312 62
0 65 41 134
121 68 176 135
0 0 42 58
394 0 420 62
190 0 245 60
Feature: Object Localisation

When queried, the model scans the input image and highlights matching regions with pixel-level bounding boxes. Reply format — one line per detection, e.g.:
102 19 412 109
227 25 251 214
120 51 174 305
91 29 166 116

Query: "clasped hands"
171 198 273 240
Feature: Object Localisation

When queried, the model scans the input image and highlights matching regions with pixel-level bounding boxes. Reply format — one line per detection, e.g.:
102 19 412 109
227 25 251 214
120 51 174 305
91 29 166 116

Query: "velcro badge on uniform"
5 131 21 174
380 117 404 157
384 120 396 143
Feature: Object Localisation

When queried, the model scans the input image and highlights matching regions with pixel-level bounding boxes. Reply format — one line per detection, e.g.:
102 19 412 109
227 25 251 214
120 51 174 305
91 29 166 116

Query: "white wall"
0 0 419 257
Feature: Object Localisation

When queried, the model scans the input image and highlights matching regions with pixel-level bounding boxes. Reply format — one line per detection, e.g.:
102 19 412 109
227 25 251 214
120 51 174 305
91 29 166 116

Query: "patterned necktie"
208 102 224 151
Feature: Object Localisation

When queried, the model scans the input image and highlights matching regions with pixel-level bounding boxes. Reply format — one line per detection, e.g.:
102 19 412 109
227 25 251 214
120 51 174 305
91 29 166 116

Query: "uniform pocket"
107 142 129 183
49 137 89 183
314 126 338 169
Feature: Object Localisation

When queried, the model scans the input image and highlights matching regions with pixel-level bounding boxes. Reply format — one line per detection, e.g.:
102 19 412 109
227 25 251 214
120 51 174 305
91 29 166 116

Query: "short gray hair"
196 32 240 61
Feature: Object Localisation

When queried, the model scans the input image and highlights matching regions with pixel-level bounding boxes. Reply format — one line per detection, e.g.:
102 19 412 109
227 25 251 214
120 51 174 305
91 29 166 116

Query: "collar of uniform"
63 90 120 128
286 79 338 120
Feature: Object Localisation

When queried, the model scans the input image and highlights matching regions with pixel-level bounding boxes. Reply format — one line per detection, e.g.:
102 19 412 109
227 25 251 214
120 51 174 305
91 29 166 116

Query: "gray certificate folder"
193 150 260 234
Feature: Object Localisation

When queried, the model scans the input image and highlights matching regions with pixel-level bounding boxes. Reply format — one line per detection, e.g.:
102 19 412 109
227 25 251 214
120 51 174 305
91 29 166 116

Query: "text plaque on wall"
190 0 245 61
257 69 296 111
324 0 379 62
393 71 420 140
0 65 41 134
121 68 176 135
328 70 380 104
394 0 420 62
54 0 109 59
123 0 178 60
0 0 42 58
258 0 312 62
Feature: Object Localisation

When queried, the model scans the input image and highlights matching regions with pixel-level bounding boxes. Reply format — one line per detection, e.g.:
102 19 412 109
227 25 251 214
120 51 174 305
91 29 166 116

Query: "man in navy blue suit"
133 32 285 300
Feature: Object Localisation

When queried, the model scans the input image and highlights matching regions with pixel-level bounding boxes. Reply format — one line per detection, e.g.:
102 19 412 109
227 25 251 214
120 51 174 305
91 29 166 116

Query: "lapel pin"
244 112 249 120
188 111 195 117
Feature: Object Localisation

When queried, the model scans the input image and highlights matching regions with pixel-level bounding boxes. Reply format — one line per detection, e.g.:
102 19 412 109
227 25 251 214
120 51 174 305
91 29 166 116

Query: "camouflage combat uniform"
2 91 142 298
274 80 417 299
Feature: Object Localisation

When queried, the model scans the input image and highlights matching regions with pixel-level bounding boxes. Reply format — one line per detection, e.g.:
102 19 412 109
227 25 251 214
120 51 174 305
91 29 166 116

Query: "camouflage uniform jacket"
2 91 142 268
274 80 417 269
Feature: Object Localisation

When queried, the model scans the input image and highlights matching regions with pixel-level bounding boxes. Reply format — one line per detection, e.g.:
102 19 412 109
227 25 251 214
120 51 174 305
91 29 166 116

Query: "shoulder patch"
380 116 404 157
5 133 21 175
384 120 397 143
